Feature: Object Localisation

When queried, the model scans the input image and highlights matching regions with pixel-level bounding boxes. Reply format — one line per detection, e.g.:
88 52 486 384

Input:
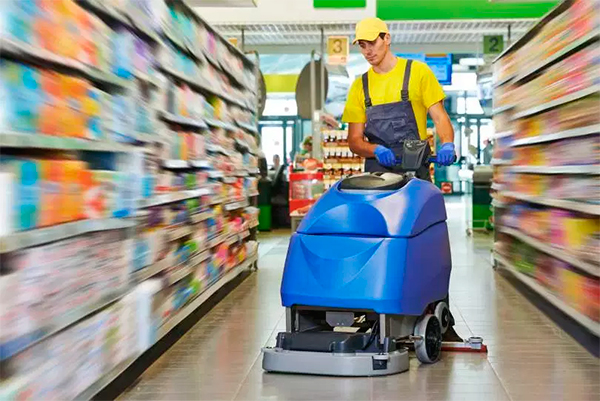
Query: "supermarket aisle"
119 198 600 401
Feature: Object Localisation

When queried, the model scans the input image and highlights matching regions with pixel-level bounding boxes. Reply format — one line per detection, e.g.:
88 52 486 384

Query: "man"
342 18 456 179
342 19 463 343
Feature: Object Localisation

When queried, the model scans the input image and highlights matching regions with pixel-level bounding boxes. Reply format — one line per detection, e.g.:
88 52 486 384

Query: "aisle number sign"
228 37 238 48
483 35 504 55
327 36 349 65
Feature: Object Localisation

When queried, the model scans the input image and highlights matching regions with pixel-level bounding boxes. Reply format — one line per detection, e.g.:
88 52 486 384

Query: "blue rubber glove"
437 143 456 166
374 145 395 167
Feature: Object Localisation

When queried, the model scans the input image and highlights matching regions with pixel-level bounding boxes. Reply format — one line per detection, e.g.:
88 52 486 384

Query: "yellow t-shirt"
342 57 446 139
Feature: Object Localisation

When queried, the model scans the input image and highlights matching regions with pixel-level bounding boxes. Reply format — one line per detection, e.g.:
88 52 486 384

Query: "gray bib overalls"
362 60 431 181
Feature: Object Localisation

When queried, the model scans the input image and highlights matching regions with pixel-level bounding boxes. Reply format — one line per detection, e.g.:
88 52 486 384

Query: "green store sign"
376 0 557 20
313 0 557 19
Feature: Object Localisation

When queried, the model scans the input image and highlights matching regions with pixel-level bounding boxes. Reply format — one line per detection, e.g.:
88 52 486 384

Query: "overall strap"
362 72 372 108
401 59 413 102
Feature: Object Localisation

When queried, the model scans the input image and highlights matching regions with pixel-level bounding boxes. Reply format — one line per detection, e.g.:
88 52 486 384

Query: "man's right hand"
374 145 395 167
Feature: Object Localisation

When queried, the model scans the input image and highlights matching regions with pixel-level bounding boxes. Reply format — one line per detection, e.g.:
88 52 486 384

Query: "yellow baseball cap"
353 17 389 44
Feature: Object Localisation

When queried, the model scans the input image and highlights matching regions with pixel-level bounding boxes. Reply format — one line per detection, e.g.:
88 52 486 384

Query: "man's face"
358 33 390 66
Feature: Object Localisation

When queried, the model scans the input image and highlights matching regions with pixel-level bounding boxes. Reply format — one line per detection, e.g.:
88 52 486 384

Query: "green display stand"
258 205 272 231
472 184 492 230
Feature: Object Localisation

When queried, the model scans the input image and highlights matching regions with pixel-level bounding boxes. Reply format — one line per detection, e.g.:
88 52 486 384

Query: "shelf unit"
494 253 600 337
510 124 600 147
491 0 600 353
499 227 599 277
0 0 261 398
501 191 600 216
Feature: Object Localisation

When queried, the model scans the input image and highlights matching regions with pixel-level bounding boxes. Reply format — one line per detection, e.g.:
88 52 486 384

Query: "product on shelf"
505 173 600 203
513 135 600 167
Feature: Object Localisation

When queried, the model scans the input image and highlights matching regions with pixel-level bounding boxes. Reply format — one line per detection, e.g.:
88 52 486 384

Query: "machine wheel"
414 315 442 364
434 302 450 334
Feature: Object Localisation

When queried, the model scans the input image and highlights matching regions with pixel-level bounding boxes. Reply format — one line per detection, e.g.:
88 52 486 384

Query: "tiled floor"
119 198 600 401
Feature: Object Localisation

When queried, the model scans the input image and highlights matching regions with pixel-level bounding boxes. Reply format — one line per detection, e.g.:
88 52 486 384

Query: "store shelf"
78 0 161 43
513 30 600 84
209 196 224 205
493 75 515 88
248 191 260 197
205 118 237 132
234 170 249 177
208 170 224 179
131 258 172 284
236 121 259 135
494 253 600 337
161 27 202 61
492 199 508 208
502 191 600 215
500 227 600 277
162 160 213 169
190 160 212 168
158 65 252 111
513 85 600 120
511 124 600 147
166 265 194 286
507 165 600 175
0 37 128 88
492 131 515 140
492 104 515 115
191 211 212 224
491 159 512 166
206 144 231 155
156 253 256 341
140 188 211 208
208 232 229 248
491 182 504 191
190 249 211 265
163 159 189 169
159 111 208 130
0 218 135 254
74 354 140 401
0 132 140 152
0 288 128 361
224 199 249 211
167 224 193 241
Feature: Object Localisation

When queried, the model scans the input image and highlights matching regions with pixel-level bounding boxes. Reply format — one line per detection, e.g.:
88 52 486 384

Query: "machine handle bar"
394 155 457 165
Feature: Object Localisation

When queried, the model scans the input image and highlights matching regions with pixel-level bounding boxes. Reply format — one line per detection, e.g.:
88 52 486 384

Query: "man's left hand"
437 143 456 166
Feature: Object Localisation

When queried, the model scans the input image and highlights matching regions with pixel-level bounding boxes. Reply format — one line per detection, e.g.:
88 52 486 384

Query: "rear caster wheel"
434 302 450 334
414 314 442 364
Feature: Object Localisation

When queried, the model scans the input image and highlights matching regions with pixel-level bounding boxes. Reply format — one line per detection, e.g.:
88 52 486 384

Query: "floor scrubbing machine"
262 140 484 377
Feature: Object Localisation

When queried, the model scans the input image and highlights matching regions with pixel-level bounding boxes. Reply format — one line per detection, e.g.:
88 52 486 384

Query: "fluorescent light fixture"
459 57 485 66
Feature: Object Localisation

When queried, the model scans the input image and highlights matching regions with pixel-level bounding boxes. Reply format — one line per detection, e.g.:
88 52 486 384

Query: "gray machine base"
262 347 409 377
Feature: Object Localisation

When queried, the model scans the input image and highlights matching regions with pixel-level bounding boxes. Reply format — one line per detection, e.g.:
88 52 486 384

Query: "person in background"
271 154 281 171
342 18 455 180
300 136 313 156
482 139 494 165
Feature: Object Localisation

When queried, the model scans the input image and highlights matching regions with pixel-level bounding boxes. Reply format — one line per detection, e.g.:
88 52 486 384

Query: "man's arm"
428 101 454 144
348 122 378 158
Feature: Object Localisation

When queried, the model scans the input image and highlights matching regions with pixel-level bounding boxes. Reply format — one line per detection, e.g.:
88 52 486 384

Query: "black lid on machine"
339 173 409 191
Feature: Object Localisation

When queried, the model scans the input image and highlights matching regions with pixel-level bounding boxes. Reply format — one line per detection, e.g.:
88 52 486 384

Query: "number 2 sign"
483 35 504 55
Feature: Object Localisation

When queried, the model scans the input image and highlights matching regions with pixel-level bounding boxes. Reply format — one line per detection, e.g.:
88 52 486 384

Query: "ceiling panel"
213 19 536 46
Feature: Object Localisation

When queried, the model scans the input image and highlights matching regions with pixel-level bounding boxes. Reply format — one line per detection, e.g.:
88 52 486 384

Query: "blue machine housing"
281 178 452 316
